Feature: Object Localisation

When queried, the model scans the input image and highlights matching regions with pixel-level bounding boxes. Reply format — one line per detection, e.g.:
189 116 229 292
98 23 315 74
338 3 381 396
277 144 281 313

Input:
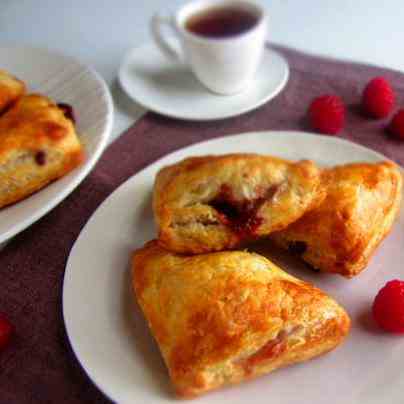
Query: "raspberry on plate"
362 77 395 119
308 95 345 135
0 313 13 350
388 109 404 140
373 280 404 333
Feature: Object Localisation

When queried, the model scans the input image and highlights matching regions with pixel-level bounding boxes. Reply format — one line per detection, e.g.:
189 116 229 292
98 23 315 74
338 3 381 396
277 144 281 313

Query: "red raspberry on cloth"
388 109 404 140
0 313 13 350
308 95 345 135
373 280 404 333
362 77 395 119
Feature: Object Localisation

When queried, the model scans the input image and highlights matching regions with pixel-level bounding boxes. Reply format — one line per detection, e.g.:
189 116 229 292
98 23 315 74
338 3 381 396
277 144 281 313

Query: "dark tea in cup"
185 6 259 38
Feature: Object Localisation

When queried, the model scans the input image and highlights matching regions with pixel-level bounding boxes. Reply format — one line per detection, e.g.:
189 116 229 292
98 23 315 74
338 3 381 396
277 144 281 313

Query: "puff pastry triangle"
132 240 350 397
271 161 402 277
0 94 84 208
153 154 324 253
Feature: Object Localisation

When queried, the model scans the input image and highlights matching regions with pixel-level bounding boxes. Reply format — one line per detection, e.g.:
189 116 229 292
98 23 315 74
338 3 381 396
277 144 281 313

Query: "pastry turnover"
0 70 25 114
153 154 324 254
0 94 84 209
271 161 402 278
132 240 350 398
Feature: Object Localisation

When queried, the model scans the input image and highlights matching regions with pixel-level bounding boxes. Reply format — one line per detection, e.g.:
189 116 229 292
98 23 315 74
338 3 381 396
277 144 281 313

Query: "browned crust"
153 154 324 254
0 94 85 209
132 241 350 397
271 161 402 277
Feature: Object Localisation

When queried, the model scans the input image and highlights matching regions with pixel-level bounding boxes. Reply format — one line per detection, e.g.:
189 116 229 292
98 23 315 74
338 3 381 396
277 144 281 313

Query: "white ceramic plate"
63 132 404 404
118 44 289 121
0 46 113 246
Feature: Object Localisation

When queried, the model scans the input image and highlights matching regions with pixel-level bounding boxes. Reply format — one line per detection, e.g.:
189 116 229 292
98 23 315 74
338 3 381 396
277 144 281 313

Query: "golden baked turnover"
271 161 402 277
132 240 350 397
153 154 324 254
0 94 84 209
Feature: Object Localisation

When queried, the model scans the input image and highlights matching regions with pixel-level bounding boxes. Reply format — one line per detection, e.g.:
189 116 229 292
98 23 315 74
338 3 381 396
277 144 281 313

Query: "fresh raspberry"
0 313 13 350
388 109 404 140
362 77 395 119
373 280 404 333
308 95 345 135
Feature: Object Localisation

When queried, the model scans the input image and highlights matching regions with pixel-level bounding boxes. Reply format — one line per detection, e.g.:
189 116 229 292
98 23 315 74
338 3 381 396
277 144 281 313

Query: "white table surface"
2 0 404 143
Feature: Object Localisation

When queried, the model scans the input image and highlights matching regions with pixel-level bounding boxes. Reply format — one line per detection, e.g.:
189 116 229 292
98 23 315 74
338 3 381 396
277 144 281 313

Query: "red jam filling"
209 184 278 237
287 241 307 256
35 150 46 166
239 338 286 375
57 103 76 124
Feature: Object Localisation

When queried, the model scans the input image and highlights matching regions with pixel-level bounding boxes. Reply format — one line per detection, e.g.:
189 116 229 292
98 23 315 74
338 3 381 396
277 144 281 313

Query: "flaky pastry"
132 240 350 397
153 154 324 254
271 161 402 277
0 69 25 113
0 94 84 208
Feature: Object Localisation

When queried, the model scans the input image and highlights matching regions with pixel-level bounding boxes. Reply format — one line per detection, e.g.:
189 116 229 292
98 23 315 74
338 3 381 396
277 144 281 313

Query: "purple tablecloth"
1 46 403 403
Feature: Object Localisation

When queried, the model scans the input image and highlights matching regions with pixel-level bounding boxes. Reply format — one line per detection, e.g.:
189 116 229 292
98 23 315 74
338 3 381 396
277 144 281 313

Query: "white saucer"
118 43 289 121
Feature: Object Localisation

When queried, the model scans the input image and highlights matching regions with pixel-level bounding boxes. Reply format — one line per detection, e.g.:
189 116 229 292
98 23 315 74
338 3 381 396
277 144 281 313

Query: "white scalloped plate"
0 46 113 246
64 132 404 404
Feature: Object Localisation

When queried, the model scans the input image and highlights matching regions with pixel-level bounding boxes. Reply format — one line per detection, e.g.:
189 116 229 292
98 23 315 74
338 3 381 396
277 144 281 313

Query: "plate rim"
62 130 402 404
0 45 114 244
118 45 289 121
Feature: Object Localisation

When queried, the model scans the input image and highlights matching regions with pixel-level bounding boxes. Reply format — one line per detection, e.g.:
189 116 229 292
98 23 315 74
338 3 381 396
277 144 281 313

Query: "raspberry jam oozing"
35 150 47 166
57 103 76 124
238 335 286 376
287 241 307 256
209 184 279 237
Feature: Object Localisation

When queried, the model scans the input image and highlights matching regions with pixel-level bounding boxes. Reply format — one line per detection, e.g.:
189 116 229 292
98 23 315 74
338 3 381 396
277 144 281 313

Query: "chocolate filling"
209 184 279 237
57 103 76 124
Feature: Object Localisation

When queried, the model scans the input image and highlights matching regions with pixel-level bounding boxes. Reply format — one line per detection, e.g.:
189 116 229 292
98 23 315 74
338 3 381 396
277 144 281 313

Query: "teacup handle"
151 13 182 63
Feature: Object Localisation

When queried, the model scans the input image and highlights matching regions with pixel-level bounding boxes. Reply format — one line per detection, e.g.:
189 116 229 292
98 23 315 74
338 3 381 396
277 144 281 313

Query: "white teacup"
151 0 268 95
